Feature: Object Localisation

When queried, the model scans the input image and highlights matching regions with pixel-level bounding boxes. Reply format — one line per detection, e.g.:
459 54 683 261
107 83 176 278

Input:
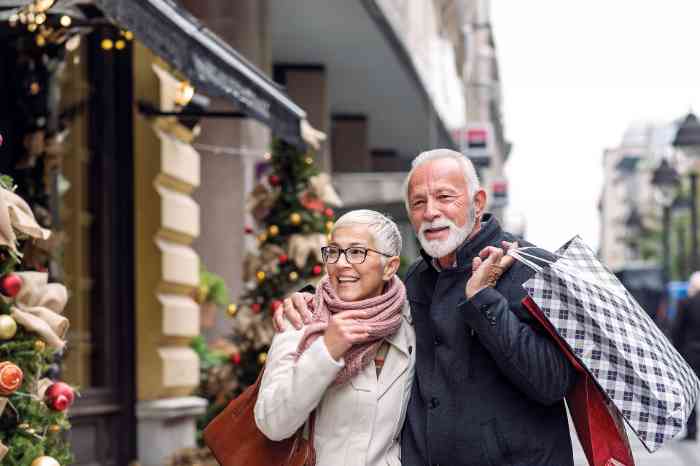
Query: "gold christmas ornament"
197 285 209 303
290 212 302 225
257 232 268 243
325 221 334 232
258 352 268 364
226 303 238 317
48 424 61 434
0 315 17 340
288 271 299 282
34 340 46 352
31 456 60 466
304 156 314 165
100 38 113 50
256 271 266 282
268 225 279 237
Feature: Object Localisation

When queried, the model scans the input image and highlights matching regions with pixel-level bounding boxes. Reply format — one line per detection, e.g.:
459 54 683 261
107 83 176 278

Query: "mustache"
419 219 457 236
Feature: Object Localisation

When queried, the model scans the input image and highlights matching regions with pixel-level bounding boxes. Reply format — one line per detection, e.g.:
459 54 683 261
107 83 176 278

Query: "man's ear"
473 189 487 218
383 256 401 281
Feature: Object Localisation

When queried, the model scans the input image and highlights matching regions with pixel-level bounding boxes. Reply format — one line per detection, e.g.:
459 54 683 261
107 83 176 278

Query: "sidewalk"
571 422 700 465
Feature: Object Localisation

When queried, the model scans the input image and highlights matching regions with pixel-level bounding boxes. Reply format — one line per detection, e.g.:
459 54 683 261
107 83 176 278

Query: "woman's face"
326 225 399 301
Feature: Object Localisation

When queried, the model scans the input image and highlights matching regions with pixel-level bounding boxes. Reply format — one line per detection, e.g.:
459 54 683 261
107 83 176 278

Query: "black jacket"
401 215 577 466
673 294 700 371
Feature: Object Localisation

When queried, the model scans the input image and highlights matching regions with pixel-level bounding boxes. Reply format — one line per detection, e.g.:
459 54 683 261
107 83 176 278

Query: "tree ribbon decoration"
0 397 7 461
308 173 342 207
9 272 69 349
288 233 326 269
0 185 52 252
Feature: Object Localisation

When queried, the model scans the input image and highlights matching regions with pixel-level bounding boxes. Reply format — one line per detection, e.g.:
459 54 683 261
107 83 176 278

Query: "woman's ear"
382 256 401 281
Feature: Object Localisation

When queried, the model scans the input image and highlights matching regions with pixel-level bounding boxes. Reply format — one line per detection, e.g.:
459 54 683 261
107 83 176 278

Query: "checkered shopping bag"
509 236 700 453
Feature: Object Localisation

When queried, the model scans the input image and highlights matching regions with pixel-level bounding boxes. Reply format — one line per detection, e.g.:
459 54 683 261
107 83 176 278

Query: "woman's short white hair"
689 271 700 298
403 148 482 211
332 209 402 258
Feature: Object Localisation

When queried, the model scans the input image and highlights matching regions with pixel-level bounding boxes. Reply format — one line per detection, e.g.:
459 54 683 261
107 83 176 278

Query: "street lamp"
672 112 700 271
651 158 680 283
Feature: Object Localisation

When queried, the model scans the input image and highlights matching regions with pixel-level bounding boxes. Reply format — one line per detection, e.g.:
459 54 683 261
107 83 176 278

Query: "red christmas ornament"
0 274 22 298
312 265 323 276
0 361 23 395
278 254 288 265
324 208 334 217
0 134 3 146
45 381 75 411
251 303 262 314
268 174 281 186
230 352 241 365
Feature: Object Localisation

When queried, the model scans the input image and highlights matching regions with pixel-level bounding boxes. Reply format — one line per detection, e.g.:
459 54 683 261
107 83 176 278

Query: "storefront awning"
93 0 306 147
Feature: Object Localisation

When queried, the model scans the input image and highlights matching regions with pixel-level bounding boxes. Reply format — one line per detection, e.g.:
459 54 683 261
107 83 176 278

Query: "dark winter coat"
400 214 577 466
673 294 700 372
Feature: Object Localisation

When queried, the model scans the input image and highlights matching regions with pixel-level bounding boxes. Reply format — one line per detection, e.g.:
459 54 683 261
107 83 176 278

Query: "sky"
491 1 700 252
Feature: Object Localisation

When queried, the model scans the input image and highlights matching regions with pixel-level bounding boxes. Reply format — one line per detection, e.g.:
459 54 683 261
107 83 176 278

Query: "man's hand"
465 241 518 299
273 292 314 331
323 310 371 361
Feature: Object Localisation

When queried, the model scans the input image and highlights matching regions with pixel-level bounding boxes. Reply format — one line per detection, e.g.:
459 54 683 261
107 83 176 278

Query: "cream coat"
255 303 415 466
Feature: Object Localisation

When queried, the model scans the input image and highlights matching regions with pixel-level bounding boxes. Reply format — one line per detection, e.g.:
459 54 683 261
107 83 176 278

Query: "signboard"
452 122 494 167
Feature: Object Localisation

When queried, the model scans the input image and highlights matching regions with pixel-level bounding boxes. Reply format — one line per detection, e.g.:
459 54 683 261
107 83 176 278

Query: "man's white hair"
333 209 402 258
402 148 482 211
689 271 700 298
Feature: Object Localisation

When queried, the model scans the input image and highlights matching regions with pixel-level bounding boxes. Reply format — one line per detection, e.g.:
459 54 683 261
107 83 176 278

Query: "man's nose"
424 198 440 221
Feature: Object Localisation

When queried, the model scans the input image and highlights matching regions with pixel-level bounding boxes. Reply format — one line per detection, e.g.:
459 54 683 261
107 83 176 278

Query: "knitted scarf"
296 275 406 386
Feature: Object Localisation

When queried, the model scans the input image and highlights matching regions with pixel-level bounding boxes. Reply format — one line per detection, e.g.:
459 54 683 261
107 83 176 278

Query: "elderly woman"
255 209 415 466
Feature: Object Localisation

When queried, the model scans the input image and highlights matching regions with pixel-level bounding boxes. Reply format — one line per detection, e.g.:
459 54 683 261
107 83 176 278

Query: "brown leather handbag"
203 368 316 466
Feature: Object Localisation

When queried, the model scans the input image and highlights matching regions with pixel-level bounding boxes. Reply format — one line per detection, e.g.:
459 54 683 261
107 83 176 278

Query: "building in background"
599 122 676 271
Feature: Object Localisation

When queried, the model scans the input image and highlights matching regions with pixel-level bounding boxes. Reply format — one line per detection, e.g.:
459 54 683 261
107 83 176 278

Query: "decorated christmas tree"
0 175 74 466
194 138 341 440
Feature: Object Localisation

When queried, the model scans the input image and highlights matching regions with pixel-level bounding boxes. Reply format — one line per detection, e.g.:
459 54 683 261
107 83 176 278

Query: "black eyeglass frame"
320 246 394 264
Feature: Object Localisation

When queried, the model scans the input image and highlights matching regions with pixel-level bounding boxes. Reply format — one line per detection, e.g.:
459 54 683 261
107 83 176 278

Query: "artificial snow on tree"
0 176 73 466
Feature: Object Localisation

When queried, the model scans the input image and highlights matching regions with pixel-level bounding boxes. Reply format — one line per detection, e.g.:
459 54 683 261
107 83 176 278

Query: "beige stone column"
133 44 202 401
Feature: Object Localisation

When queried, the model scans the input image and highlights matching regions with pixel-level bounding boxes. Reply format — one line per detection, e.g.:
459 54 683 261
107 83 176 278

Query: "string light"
101 39 113 51
59 15 71 27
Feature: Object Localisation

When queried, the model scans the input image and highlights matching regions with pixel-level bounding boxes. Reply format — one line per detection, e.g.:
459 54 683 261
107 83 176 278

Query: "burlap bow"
0 186 51 252
288 233 326 269
9 272 69 349
308 174 342 207
246 184 280 222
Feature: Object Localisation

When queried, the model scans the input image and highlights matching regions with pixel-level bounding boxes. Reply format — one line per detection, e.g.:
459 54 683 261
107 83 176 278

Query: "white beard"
418 206 476 259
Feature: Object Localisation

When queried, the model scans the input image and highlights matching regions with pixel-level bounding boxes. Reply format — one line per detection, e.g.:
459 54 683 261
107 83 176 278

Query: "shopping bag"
509 236 700 452
523 296 635 466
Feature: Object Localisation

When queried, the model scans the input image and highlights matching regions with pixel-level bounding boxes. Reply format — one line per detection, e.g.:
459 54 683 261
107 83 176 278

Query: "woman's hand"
323 310 371 361
465 241 517 299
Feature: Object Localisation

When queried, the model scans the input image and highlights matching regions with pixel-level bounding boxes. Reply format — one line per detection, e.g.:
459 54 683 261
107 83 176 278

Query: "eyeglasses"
320 246 393 264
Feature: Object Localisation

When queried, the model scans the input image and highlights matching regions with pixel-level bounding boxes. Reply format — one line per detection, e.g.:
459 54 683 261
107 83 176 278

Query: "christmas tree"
0 175 74 466
195 138 341 442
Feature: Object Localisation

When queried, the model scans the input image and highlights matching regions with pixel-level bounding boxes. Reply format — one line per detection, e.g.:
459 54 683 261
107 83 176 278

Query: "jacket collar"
418 213 502 271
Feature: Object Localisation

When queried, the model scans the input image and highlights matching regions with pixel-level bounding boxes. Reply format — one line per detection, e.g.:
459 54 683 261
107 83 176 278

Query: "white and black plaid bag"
509 236 700 453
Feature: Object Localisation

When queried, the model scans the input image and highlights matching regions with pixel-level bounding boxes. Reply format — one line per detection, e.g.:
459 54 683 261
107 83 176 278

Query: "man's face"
407 158 482 258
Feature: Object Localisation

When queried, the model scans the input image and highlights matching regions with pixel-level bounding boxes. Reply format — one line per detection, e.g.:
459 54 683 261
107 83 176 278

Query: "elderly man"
276 149 576 465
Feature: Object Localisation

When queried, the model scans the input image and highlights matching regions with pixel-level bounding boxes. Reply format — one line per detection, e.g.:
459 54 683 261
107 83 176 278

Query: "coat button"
434 336 442 346
408 345 413 354
430 397 440 409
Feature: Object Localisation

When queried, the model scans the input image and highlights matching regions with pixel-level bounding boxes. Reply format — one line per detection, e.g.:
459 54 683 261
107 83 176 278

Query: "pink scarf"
296 275 406 385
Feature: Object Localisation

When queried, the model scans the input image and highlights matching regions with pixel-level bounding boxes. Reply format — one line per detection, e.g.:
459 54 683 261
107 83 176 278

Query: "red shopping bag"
522 296 635 466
